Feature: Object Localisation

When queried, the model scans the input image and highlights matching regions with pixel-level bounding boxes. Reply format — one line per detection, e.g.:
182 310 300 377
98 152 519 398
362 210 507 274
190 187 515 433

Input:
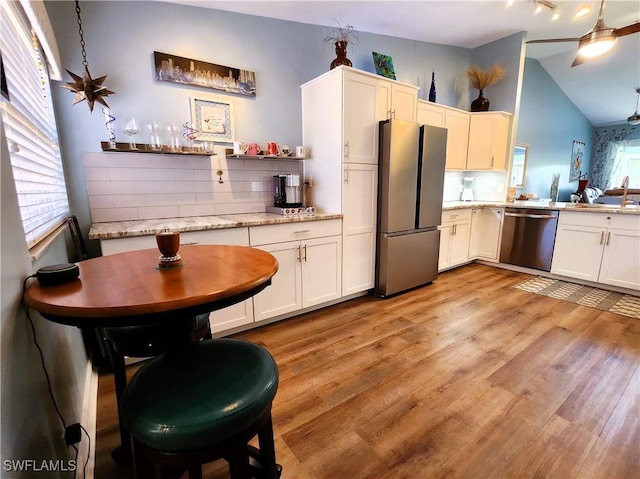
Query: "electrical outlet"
64 423 82 446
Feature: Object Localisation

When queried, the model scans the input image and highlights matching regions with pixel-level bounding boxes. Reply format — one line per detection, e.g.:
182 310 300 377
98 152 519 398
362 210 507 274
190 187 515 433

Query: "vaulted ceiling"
163 0 640 127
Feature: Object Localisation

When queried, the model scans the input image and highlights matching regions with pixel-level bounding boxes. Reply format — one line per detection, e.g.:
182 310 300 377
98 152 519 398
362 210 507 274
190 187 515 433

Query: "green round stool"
120 338 281 479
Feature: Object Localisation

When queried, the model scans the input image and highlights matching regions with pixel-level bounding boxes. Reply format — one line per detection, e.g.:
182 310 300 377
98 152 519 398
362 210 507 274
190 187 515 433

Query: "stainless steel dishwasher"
499 207 559 271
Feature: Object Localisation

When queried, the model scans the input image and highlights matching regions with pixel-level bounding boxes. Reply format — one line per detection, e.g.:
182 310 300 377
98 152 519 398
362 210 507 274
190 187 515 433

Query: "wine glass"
147 121 162 151
167 123 181 152
123 117 140 150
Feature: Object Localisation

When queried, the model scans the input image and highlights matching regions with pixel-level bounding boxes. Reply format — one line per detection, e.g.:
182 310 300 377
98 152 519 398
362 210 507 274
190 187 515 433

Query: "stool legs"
109 344 133 463
257 415 278 479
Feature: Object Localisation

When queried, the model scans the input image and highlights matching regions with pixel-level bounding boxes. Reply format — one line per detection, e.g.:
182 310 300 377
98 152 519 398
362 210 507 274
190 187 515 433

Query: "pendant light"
628 88 640 125
61 1 114 112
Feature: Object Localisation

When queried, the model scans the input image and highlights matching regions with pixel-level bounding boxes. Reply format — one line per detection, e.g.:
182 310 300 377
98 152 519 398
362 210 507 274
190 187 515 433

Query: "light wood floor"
94 264 640 479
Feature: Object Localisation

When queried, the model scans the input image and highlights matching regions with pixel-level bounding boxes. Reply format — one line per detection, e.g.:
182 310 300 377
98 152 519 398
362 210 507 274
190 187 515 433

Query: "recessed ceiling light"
575 4 592 18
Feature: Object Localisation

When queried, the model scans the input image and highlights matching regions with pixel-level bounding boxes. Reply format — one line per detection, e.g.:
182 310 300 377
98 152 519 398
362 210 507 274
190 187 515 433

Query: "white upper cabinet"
466 112 511 170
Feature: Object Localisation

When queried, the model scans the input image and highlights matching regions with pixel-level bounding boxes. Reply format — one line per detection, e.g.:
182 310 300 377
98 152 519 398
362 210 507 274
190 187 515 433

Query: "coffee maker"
273 174 302 207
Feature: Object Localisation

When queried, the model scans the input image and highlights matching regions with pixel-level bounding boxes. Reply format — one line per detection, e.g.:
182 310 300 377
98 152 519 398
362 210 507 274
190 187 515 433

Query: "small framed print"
569 140 585 181
190 97 234 143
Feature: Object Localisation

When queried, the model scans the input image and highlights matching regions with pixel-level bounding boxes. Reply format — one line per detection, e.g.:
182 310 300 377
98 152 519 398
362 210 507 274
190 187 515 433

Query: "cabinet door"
302 236 342 307
438 224 453 270
490 114 510 170
343 163 377 295
551 224 604 282
466 115 494 170
599 228 640 290
391 83 417 121
445 110 470 170
344 72 381 164
469 208 503 261
252 241 302 322
449 221 471 267
417 101 445 127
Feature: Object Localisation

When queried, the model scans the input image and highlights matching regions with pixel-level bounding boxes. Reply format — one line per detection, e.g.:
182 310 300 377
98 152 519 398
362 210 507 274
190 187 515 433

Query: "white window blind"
1 1 69 248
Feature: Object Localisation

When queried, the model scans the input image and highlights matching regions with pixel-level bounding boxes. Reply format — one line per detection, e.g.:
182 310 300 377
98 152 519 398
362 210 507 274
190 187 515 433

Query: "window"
609 139 639 189
0 1 69 248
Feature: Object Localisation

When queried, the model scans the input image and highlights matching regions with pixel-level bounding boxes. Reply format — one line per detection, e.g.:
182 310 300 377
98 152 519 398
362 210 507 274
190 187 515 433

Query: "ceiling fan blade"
526 38 580 44
571 54 586 67
614 22 640 37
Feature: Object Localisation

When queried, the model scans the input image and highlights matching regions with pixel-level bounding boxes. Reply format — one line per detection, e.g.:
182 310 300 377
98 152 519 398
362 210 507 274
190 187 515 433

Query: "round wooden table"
24 244 278 332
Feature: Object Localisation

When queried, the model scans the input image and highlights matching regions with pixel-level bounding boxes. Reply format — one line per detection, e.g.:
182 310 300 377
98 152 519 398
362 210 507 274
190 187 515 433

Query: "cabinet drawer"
441 209 472 223
559 211 640 231
250 219 342 246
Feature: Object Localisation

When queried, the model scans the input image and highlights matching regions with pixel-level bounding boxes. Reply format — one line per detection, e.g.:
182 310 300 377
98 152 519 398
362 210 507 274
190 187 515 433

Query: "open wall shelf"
100 142 215 156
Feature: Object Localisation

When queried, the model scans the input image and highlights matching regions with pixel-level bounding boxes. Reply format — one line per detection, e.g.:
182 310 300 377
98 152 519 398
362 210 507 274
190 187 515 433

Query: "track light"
628 88 640 126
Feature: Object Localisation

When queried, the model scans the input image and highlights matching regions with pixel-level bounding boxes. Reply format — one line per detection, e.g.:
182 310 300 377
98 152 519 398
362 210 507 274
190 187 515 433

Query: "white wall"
1 118 91 478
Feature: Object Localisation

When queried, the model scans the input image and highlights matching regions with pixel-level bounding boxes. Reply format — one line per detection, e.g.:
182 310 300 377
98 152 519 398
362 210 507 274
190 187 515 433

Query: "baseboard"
77 360 99 478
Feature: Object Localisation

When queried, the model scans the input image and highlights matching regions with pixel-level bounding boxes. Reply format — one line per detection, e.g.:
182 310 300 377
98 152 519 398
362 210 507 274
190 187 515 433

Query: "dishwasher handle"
504 212 558 220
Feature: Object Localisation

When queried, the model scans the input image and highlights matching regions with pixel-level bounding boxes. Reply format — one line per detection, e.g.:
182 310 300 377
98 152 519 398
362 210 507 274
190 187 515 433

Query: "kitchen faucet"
620 175 630 207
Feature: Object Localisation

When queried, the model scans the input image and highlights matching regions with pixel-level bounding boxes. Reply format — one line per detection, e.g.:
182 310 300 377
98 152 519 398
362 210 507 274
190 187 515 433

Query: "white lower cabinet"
99 228 254 334
250 220 342 322
551 211 640 290
469 207 503 261
439 209 472 271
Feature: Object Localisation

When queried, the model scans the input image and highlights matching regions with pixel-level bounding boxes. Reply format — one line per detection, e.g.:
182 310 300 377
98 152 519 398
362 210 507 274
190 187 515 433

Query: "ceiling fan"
527 0 640 67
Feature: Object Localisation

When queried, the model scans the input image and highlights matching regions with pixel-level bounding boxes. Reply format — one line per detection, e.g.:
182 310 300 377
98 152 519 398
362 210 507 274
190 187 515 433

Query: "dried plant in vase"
323 20 359 70
466 64 506 111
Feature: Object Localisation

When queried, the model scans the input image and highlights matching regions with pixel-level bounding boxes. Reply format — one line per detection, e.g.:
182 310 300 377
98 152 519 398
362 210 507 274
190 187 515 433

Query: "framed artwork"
191 97 234 143
154 51 256 97
569 140 585 181
372 52 396 80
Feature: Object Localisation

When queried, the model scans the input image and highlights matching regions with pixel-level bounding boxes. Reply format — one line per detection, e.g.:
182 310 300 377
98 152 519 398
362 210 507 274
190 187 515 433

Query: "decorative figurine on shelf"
429 71 437 103
102 107 116 149
182 122 198 152
466 63 506 112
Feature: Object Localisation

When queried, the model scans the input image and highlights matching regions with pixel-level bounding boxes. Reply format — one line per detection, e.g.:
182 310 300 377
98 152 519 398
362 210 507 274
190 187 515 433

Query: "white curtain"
590 127 636 190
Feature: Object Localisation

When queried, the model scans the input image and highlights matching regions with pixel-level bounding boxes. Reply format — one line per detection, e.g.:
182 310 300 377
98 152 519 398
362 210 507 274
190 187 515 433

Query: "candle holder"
155 232 184 269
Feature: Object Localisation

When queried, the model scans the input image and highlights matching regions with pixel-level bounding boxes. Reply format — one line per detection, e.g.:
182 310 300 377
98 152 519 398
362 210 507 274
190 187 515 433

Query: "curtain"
590 126 636 190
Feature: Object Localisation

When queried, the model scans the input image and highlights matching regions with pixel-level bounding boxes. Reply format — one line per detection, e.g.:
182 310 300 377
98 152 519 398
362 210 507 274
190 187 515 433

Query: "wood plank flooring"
94 264 640 479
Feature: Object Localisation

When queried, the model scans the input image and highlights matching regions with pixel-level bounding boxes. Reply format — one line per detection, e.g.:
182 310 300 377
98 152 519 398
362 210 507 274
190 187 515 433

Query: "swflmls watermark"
3 459 77 472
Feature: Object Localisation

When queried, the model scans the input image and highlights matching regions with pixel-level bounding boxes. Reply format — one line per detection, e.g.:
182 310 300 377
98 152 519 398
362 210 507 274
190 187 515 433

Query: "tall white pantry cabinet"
301 66 418 296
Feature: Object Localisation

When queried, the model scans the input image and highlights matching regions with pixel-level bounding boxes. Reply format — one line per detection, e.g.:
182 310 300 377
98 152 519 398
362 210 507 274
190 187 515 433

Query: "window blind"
0 1 69 248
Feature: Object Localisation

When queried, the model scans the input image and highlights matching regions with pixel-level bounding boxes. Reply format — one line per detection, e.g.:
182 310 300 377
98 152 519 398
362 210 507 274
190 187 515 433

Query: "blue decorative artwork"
372 52 396 80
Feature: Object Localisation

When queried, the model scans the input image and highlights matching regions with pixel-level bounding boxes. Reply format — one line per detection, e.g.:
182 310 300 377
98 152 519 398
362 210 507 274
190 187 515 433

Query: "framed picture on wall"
569 140 585 181
191 97 235 143
155 51 256 97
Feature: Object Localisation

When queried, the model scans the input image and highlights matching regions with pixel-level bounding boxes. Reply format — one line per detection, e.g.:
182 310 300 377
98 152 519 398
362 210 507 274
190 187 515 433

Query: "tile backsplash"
83 148 303 223
443 170 508 202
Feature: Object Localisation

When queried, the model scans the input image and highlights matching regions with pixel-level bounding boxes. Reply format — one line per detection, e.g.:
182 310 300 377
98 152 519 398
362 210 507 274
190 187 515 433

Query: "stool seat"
120 338 278 453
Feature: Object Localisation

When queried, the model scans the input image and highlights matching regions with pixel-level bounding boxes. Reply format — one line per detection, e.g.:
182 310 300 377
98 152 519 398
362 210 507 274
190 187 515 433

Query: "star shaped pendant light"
61 1 114 112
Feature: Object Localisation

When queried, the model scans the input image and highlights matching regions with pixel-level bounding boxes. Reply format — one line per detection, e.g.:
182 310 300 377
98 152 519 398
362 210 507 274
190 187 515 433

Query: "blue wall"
45 1 519 255
516 58 594 200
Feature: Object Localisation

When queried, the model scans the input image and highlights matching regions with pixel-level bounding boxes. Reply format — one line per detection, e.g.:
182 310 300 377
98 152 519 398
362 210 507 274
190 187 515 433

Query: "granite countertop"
89 212 343 240
442 201 640 215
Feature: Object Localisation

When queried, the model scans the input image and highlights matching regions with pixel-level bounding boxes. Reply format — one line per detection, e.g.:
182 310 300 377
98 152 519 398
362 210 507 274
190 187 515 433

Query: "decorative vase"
429 71 436 103
330 41 352 70
471 89 490 112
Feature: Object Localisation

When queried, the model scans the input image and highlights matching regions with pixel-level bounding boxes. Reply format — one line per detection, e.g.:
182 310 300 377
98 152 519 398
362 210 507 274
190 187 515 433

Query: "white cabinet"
379 81 418 122
417 101 470 170
343 163 377 295
438 209 472 271
466 112 511 171
469 207 503 261
303 66 412 295
250 220 342 321
551 211 640 290
99 228 255 334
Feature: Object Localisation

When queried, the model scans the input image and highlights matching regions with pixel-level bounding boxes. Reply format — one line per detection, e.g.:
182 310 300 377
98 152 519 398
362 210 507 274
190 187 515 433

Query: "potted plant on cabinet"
466 63 506 112
323 20 359 70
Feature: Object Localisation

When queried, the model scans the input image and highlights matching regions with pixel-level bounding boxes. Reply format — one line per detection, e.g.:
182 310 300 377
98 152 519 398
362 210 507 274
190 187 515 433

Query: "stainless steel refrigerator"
374 119 447 297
